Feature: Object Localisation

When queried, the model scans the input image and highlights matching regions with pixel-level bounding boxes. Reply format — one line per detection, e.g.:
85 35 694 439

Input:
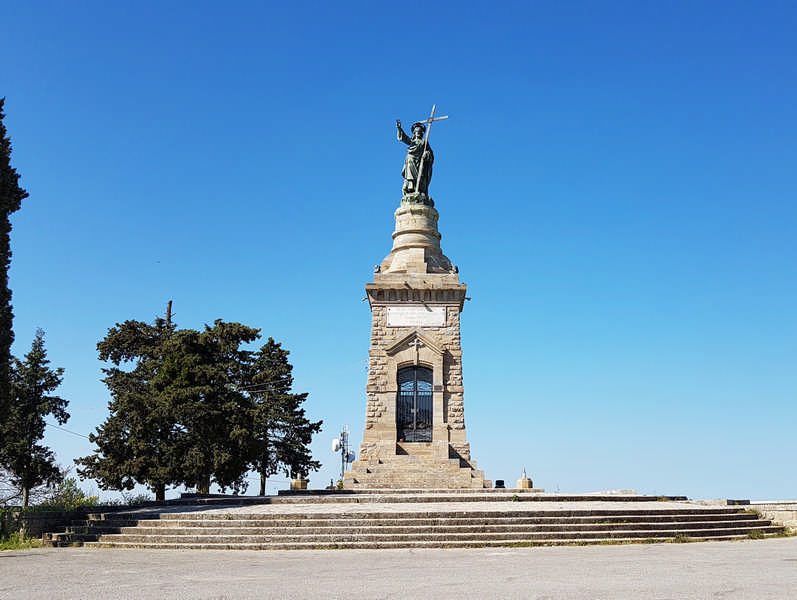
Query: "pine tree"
0 99 28 448
158 320 261 494
75 315 177 501
1 329 69 507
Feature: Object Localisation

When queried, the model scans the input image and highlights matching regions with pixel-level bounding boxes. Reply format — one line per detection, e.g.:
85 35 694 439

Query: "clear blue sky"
3 1 795 500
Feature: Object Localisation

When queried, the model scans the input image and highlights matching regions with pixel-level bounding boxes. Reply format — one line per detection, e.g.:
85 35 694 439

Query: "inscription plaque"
387 306 445 327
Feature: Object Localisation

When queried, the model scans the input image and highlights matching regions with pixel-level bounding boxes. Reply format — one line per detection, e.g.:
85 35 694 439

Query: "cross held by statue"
415 105 448 183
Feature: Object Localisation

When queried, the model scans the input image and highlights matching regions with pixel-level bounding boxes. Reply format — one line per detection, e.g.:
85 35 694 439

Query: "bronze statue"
397 120 434 196
396 106 448 200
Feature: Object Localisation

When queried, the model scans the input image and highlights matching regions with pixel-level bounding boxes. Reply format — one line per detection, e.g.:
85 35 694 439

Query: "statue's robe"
398 129 434 194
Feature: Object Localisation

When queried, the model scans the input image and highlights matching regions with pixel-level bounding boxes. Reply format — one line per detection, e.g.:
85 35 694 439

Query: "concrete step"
84 533 774 550
120 513 761 528
267 493 687 504
170 491 692 503
153 507 752 519
344 453 487 489
97 527 778 545
96 507 758 523
86 525 784 550
113 518 773 537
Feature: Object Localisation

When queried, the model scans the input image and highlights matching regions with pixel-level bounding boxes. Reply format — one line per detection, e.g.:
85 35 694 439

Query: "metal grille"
396 366 433 442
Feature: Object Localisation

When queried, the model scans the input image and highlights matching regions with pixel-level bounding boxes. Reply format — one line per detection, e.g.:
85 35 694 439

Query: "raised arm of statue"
396 121 412 145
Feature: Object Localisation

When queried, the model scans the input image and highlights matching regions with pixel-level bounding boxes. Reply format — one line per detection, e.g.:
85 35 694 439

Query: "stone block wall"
358 281 470 460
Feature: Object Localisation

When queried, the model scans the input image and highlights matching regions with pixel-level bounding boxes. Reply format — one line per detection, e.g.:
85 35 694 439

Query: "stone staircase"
41 494 785 550
344 454 489 489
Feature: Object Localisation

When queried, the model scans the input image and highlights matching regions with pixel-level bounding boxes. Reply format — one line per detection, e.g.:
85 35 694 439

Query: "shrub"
35 478 99 511
121 491 153 506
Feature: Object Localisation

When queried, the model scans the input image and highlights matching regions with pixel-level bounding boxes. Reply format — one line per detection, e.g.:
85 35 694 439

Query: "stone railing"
749 502 797 530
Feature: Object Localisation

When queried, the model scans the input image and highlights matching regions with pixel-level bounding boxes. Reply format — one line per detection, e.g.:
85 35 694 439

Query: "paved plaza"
3 537 797 599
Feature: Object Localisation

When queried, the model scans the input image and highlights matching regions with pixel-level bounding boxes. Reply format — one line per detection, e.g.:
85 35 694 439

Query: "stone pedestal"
290 478 308 490
344 198 488 489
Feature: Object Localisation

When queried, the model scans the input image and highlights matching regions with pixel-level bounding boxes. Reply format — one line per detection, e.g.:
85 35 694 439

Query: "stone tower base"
347 197 487 490
344 443 489 489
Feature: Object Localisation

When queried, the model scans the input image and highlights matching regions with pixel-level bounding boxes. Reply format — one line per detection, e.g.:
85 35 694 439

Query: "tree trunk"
154 482 165 502
22 486 29 508
197 474 210 495
259 472 266 496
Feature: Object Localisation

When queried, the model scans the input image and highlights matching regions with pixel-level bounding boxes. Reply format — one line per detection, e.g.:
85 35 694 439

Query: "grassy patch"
670 534 692 543
597 539 625 546
503 541 555 548
0 532 43 551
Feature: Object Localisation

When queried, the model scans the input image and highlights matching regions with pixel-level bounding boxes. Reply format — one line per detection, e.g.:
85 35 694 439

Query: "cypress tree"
0 98 28 447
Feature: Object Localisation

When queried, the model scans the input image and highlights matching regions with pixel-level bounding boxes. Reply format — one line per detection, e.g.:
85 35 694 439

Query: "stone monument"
344 107 489 489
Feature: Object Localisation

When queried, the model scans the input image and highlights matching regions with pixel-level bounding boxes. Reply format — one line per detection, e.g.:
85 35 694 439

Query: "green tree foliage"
1 330 69 507
247 338 321 495
75 316 177 501
157 321 261 494
0 99 28 448
77 312 321 499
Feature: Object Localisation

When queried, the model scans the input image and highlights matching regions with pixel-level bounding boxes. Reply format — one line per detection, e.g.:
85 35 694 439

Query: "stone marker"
290 477 308 490
516 468 533 489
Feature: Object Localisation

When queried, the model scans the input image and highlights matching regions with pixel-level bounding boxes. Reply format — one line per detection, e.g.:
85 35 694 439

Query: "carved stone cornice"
366 280 467 311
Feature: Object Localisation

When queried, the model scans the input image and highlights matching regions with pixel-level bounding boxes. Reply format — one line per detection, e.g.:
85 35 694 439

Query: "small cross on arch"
409 337 424 365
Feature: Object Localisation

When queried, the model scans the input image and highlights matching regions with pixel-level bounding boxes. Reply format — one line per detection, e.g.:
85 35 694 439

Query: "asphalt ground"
2 537 796 599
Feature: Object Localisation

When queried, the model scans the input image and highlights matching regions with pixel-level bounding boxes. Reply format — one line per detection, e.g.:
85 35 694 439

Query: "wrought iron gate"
397 366 433 442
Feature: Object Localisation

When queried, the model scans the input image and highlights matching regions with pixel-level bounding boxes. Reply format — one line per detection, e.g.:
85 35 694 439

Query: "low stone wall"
1 510 87 538
749 502 797 530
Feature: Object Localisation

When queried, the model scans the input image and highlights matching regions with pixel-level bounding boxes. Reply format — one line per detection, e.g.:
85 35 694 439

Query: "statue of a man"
397 120 434 196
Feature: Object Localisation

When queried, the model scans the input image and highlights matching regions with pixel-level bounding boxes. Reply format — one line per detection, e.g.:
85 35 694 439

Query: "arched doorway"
397 366 433 442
